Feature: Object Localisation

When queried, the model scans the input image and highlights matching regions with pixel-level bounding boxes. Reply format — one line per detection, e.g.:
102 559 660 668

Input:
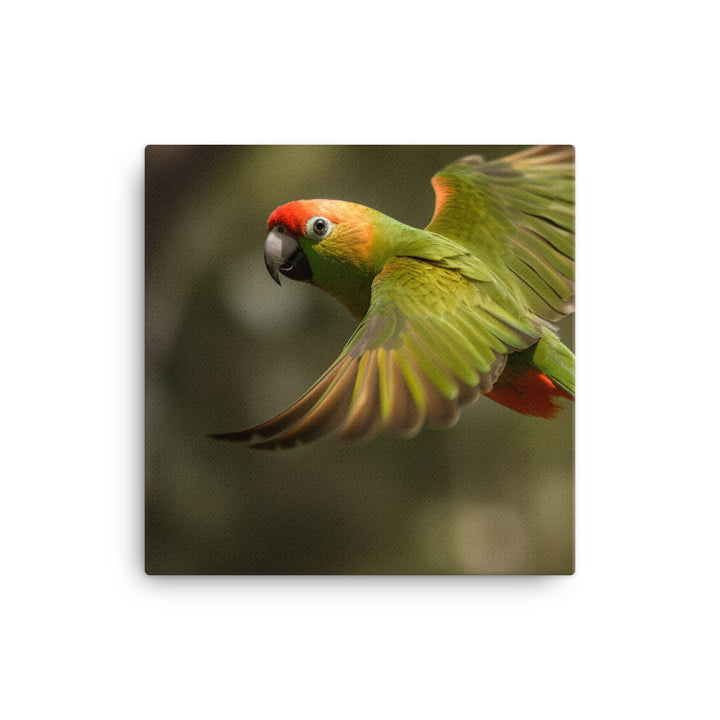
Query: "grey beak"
263 228 299 285
263 228 313 285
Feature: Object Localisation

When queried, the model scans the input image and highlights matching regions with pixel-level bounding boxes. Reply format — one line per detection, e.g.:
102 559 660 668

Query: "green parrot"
213 145 575 450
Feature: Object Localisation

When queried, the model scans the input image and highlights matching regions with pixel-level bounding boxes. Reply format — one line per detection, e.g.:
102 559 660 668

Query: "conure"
213 145 575 450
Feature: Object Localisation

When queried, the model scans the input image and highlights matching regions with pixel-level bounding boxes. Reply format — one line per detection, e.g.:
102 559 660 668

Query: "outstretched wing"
211 257 543 450
427 145 575 323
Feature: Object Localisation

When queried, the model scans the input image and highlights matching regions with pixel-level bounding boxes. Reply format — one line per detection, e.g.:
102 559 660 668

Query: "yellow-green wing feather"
213 257 543 450
426 145 575 323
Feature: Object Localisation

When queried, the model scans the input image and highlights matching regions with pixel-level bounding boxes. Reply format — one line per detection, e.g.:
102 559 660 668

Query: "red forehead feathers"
267 201 311 236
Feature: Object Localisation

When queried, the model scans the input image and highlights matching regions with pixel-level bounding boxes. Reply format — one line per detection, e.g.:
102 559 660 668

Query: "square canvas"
145 145 575 574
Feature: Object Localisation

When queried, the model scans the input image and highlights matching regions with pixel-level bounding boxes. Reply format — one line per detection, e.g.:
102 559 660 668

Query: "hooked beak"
263 228 313 285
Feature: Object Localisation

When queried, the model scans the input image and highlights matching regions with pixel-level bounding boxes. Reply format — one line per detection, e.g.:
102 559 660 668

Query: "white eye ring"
305 216 333 240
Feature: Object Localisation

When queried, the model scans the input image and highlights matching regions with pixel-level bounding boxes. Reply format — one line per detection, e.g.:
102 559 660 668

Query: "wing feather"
336 352 383 442
385 349 423 436
247 357 360 450
426 145 575 324
213 255 542 449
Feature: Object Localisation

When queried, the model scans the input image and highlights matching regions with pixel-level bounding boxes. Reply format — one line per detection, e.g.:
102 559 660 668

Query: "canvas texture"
145 145 575 575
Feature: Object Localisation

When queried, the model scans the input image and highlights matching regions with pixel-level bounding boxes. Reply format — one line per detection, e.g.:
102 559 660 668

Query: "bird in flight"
212 146 575 450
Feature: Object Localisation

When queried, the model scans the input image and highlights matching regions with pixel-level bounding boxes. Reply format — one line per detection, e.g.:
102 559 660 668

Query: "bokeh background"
145 145 574 574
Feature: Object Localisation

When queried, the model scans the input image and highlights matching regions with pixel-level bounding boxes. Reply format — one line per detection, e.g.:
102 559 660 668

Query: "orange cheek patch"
315 225 373 269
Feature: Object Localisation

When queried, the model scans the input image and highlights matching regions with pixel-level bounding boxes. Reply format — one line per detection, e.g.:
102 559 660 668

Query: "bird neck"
303 212 426 321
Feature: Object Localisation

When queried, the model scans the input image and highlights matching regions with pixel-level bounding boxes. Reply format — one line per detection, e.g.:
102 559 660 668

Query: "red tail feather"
485 365 573 419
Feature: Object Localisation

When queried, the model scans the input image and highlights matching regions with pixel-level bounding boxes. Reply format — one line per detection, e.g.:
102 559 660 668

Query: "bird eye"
305 216 333 240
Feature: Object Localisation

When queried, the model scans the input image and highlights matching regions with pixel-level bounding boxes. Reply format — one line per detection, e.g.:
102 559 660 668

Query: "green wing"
426 145 575 323
212 257 544 450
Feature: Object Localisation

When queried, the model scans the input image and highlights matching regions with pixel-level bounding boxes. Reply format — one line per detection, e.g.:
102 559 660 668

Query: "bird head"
263 199 396 318
264 199 381 285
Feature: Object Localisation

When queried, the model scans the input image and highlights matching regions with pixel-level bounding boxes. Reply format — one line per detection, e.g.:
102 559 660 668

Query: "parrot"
212 145 575 450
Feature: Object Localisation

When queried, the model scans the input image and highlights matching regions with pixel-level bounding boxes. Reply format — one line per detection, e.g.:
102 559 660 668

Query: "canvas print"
145 145 575 574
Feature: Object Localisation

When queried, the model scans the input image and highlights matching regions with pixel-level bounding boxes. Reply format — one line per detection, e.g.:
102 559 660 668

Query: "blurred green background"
145 145 574 574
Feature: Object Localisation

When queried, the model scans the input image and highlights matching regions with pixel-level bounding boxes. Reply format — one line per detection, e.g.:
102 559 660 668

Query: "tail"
485 329 574 419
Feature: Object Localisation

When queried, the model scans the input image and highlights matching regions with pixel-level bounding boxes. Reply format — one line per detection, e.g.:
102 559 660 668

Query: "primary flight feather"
213 145 575 450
